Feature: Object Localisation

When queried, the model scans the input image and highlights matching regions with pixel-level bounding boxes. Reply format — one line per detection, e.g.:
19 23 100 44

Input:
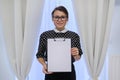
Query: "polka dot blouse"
36 30 83 62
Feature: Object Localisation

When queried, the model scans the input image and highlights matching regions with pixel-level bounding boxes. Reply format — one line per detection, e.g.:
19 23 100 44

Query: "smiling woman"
36 5 83 80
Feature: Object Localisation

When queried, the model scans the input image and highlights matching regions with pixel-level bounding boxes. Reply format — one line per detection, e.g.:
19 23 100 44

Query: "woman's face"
52 10 68 31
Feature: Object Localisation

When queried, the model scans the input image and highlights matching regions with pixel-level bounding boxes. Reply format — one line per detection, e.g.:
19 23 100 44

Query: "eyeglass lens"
53 16 67 20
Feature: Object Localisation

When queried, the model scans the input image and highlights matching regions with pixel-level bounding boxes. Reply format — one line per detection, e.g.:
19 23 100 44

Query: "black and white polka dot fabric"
36 30 83 62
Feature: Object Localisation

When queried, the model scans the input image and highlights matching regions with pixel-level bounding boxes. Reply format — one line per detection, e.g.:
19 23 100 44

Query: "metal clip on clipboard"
53 38 66 41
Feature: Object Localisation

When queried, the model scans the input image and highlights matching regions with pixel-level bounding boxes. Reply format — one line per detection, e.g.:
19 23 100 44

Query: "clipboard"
47 38 71 72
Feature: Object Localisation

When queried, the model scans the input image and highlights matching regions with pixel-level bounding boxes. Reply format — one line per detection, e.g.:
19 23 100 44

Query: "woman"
36 6 83 80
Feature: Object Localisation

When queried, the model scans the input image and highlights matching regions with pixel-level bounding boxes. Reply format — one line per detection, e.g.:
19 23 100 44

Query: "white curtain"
0 0 44 80
72 0 115 80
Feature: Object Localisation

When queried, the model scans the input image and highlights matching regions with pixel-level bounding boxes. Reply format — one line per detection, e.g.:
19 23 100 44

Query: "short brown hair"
52 6 68 18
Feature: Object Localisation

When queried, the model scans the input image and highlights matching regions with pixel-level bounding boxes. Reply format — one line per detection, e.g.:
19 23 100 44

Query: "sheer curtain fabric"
72 0 115 80
0 0 44 80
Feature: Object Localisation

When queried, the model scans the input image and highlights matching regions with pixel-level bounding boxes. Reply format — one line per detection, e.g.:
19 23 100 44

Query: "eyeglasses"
53 16 67 21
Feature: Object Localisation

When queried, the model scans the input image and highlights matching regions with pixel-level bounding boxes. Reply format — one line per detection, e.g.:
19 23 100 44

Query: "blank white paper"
47 38 71 72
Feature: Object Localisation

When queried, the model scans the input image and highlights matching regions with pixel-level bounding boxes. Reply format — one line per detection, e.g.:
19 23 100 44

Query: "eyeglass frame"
52 16 68 21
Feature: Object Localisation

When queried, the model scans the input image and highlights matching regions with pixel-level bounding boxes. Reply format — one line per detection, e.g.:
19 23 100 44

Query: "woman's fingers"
71 47 79 56
42 64 53 74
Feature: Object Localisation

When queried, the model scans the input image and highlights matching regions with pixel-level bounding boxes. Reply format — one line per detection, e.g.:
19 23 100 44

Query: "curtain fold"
14 0 23 79
0 0 45 80
21 0 44 79
72 0 115 80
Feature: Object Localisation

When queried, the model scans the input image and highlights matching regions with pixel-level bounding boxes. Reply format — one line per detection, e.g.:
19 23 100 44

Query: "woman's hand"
71 47 81 61
42 63 53 74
